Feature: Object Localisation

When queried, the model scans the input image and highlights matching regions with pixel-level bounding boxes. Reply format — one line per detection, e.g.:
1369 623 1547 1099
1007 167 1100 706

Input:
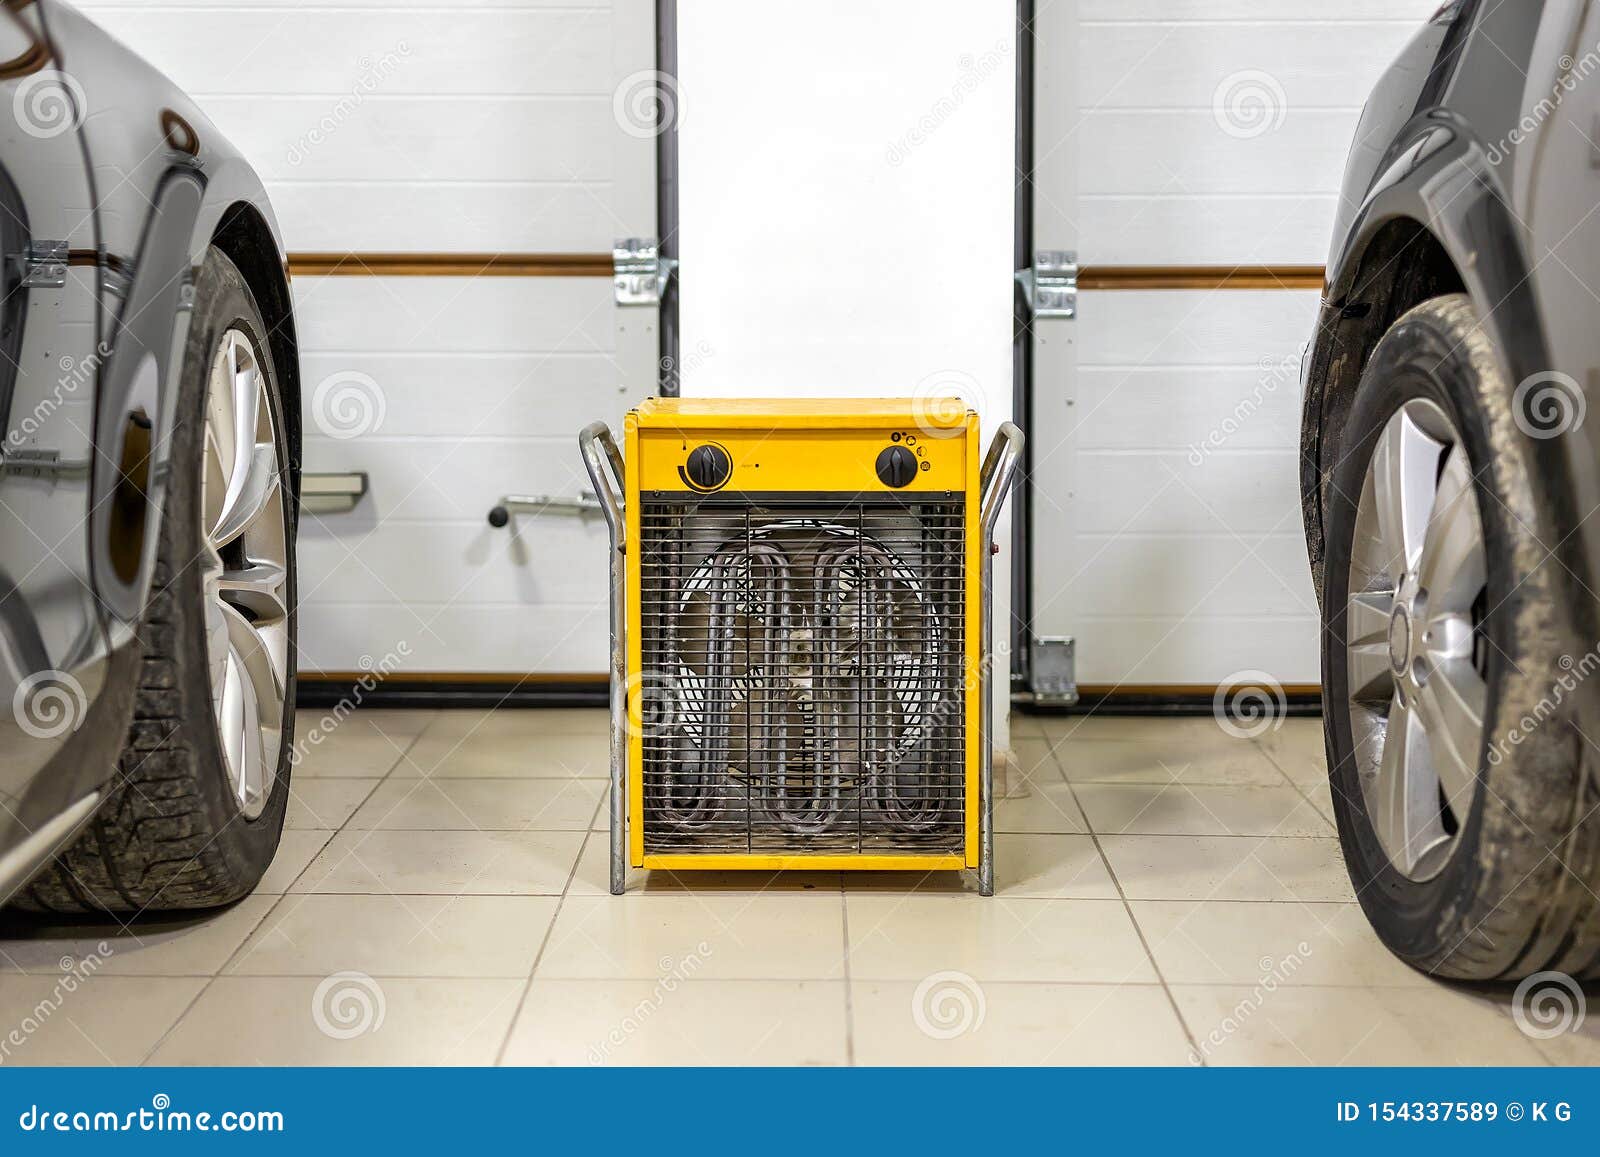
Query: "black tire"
1323 293 1600 980
17 248 296 915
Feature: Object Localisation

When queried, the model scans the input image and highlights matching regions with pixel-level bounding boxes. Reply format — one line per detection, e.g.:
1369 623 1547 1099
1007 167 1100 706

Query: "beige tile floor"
0 709 1585 1066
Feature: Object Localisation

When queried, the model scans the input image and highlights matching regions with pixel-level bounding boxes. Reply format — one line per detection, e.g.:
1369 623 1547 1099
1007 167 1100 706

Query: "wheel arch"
1301 216 1466 603
1301 115 1551 610
208 201 302 507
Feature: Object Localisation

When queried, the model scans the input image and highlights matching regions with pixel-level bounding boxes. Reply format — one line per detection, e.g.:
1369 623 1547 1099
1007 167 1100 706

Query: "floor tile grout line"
81 889 1375 904
1047 724 1409 1056
1045 732 1207 1064
840 887 855 1067
262 722 431 904
491 794 600 1065
133 719 426 1065
0 970 1471 991
1253 728 1340 826
134 896 282 1067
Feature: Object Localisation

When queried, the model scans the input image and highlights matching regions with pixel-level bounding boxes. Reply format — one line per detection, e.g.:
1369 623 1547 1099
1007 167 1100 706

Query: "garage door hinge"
1015 250 1077 320
613 237 675 307
17 241 68 289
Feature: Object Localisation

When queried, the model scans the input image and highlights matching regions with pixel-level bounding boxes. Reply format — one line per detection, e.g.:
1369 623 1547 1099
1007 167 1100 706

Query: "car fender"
1302 115 1554 583
1328 113 1550 390
1307 113 1599 729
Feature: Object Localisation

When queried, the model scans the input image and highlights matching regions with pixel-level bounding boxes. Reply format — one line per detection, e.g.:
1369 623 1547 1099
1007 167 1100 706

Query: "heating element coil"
638 503 966 854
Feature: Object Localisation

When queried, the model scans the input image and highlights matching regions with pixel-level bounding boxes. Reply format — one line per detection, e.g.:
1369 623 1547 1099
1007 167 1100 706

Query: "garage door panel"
1070 619 1318 686
290 278 614 353
1079 22 1422 109
1080 196 1338 265
298 519 609 609
79 8 611 96
1079 110 1355 196
1058 535 1316 620
82 0 600 9
303 437 595 523
297 603 605 674
267 183 616 253
1065 2 1440 265
298 353 628 439
90 3 654 678
1073 451 1301 537
1078 290 1318 366
1079 0 1439 20
1031 0 1407 686
200 96 612 183
1073 366 1301 450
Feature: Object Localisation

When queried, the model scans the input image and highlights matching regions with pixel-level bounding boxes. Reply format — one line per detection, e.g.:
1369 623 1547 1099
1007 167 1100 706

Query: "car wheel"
18 247 296 914
1323 293 1600 980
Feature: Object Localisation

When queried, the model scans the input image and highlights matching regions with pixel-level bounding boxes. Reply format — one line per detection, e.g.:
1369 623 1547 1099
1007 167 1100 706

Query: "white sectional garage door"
80 0 658 677
1028 0 1440 689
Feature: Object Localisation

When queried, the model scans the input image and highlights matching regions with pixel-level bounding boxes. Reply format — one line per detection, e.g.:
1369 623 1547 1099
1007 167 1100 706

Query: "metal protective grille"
638 495 967 855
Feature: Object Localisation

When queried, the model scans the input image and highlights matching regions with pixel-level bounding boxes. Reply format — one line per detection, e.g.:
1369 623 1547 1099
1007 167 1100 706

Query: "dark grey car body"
1302 0 1600 733
0 0 299 899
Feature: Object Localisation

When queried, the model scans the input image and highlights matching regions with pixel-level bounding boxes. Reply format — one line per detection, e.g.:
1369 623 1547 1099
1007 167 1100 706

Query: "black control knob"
875 445 917 488
487 505 510 528
685 443 732 490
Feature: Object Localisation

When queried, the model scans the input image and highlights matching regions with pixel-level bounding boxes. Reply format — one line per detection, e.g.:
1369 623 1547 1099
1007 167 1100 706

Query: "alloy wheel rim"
1346 397 1488 881
200 327 289 820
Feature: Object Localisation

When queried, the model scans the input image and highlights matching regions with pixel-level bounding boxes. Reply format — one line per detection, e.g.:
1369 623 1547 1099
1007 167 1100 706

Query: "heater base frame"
642 853 968 872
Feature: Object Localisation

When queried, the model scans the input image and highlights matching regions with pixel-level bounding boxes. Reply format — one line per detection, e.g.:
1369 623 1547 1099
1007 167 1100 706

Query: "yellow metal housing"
623 398 983 872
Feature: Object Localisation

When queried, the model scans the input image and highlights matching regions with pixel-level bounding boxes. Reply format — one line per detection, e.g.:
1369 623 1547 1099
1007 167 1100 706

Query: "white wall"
676 0 1017 735
677 1 1015 413
1029 0 1440 687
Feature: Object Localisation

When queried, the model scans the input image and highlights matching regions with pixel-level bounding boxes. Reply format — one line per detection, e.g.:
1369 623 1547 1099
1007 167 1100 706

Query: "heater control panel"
628 398 975 496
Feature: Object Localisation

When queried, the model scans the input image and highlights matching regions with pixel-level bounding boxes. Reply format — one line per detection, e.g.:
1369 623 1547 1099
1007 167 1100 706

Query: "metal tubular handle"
578 420 629 896
975 420 1024 898
487 492 603 527
578 421 626 547
978 420 1026 538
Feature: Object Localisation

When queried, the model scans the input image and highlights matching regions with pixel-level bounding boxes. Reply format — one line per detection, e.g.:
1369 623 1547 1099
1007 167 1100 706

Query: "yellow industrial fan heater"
580 399 1022 894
